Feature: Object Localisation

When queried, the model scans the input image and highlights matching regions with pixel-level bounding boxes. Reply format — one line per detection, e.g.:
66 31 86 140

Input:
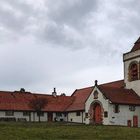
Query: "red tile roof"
35 94 74 112
0 91 73 112
131 37 140 52
66 87 94 111
0 79 139 112
98 80 140 105
100 80 125 88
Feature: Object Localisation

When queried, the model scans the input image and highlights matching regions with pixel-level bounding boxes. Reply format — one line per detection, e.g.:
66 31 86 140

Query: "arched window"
94 91 98 99
129 62 138 81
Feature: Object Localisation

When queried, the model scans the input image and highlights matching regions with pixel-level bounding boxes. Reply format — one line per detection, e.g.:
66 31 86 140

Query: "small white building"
0 37 140 127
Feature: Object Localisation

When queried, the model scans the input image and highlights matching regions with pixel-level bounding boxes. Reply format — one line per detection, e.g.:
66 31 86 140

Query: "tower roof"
131 37 140 52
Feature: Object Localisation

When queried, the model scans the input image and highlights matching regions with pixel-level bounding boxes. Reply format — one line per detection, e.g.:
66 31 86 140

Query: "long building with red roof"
0 37 140 127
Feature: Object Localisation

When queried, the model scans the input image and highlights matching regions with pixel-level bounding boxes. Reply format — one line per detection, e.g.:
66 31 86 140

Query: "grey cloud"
0 0 44 36
46 0 98 26
0 7 26 32
101 0 140 38
0 46 47 87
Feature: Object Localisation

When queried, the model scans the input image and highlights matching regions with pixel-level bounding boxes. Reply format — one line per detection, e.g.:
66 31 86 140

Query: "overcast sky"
0 0 140 95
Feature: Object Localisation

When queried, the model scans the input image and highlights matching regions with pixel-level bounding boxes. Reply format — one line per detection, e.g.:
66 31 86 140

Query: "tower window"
129 63 138 81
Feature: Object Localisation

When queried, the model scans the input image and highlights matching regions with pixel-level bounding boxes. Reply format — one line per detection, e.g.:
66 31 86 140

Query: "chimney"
52 88 57 97
20 88 25 93
61 93 66 96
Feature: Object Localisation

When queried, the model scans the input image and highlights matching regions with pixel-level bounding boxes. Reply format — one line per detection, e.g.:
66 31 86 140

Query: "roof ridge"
99 79 124 86
0 90 54 96
71 86 93 97
0 90 13 93
76 86 94 91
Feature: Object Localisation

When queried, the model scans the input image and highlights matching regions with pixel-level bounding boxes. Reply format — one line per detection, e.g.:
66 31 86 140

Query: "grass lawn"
0 122 140 140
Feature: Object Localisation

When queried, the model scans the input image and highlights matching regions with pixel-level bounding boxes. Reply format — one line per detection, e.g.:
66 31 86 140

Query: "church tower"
123 37 140 95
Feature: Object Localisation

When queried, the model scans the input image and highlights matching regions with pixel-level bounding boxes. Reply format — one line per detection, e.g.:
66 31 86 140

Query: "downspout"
33 112 35 122
67 112 68 122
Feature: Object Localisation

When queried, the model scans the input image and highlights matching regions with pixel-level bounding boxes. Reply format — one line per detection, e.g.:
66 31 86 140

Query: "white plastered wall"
108 104 140 127
0 111 70 122
0 111 48 122
67 111 85 123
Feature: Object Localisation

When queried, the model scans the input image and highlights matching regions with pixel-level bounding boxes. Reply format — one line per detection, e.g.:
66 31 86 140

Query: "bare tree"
29 97 47 122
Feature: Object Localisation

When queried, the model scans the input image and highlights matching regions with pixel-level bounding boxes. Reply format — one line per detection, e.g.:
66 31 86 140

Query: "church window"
129 62 138 81
94 91 98 99
104 111 108 117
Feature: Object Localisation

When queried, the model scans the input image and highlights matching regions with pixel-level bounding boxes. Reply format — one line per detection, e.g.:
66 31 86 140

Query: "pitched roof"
35 94 74 112
99 80 125 88
131 37 140 52
98 80 140 105
0 79 140 112
0 91 73 112
66 87 94 111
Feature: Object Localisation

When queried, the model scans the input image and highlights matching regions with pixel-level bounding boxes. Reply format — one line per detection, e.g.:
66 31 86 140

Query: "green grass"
0 122 140 140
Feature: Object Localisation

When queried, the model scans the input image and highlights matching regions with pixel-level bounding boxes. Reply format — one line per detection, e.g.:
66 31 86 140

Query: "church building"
0 37 140 127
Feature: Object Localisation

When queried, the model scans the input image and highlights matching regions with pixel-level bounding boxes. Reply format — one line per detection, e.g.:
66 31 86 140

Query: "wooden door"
127 120 131 127
133 116 138 127
48 112 53 122
94 104 102 124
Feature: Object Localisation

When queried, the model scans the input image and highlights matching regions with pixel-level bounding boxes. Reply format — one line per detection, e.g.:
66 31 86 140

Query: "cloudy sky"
0 0 140 95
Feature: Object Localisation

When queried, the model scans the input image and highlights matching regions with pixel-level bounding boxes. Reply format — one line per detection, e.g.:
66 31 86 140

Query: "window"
114 105 119 113
5 111 14 116
56 113 62 117
23 111 30 116
37 112 44 116
129 106 135 111
76 111 81 116
64 113 67 117
85 113 88 118
129 63 138 81
104 111 108 118
94 91 98 99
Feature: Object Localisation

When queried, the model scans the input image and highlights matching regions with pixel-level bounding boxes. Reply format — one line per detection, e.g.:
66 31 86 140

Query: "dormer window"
129 62 138 81
94 91 98 99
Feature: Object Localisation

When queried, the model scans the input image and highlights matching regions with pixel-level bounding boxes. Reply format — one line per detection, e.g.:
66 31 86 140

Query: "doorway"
89 102 102 124
94 103 102 124
48 112 53 122
133 116 138 127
